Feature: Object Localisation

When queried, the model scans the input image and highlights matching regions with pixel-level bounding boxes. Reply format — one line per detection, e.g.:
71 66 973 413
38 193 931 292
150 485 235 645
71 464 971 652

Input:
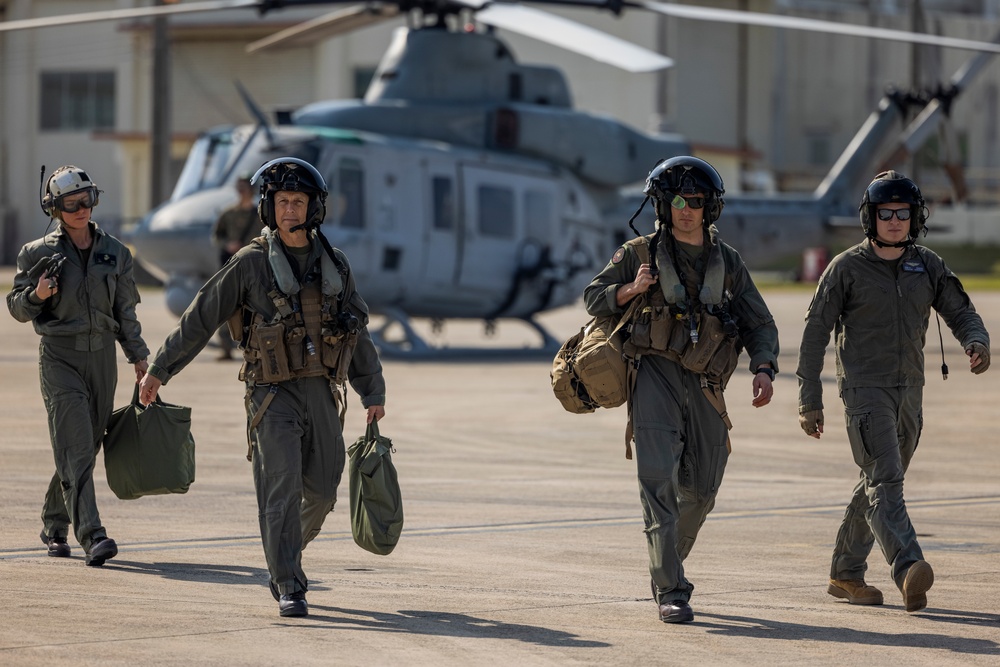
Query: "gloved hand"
27 256 57 284
967 342 990 374
799 409 824 438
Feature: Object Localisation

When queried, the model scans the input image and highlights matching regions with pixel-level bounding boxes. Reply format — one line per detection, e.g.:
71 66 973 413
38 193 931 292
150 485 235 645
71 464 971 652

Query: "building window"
39 71 115 131
478 185 514 238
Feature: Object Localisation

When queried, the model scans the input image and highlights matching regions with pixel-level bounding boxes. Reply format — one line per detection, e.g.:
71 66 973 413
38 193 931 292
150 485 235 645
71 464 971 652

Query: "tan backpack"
550 239 650 414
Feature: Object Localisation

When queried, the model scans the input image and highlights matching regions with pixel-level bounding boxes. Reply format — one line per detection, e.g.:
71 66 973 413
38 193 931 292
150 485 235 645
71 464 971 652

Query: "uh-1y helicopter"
6 1 1000 357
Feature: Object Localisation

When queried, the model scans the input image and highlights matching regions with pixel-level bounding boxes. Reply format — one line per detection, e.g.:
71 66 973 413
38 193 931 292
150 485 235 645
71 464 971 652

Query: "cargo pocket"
845 409 875 468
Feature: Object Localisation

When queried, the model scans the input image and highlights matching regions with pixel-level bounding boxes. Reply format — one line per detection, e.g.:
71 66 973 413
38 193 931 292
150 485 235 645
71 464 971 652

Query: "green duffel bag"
348 420 403 556
103 385 196 500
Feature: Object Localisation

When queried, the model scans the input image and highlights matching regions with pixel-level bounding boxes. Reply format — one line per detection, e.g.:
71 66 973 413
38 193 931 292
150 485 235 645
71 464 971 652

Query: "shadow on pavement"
302 605 610 648
109 559 268 585
697 611 1000 655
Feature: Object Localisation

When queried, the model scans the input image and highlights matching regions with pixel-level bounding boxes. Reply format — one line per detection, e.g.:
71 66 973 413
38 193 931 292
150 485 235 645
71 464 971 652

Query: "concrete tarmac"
1 271 999 666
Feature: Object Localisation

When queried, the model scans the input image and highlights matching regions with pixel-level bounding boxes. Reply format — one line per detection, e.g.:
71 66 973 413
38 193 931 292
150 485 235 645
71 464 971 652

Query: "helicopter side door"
319 151 374 283
418 162 460 294
457 164 560 312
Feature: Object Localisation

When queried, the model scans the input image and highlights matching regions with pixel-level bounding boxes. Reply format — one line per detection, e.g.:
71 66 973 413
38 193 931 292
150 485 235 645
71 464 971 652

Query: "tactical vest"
622 234 741 386
234 243 359 387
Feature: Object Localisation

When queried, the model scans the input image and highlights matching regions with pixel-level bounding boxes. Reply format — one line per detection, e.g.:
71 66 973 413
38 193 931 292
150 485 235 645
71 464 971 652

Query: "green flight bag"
103 385 196 500
348 421 403 555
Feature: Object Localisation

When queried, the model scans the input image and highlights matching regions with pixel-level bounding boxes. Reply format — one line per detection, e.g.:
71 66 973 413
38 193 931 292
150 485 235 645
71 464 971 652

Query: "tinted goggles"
876 207 911 221
56 188 98 213
669 194 706 210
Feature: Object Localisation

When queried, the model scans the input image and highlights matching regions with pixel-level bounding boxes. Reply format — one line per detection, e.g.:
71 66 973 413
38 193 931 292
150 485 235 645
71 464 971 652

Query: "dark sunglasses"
876 208 911 221
669 194 706 210
56 189 97 213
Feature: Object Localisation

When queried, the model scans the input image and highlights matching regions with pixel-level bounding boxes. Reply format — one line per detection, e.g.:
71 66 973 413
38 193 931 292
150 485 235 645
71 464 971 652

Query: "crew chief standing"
7 165 149 566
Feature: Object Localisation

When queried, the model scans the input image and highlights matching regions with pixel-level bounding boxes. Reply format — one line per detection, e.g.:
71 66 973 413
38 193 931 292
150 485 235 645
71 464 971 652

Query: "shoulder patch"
611 247 626 265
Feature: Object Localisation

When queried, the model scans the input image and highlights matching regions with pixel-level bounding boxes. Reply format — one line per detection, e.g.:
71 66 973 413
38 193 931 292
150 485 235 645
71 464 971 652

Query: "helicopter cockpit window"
432 177 454 230
337 158 365 229
170 130 235 201
478 185 514 238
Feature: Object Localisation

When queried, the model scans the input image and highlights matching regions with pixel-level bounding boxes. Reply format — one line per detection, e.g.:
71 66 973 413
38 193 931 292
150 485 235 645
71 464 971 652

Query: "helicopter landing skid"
370 307 561 360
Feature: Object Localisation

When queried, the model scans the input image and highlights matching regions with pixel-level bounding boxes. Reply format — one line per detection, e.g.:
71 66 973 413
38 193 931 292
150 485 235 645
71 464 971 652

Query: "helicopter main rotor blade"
0 0 259 33
471 4 673 72
246 4 400 53
638 1 1000 55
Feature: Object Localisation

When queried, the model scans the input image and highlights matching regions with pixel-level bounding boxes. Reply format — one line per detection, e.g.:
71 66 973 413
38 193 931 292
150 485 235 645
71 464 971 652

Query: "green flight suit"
584 226 779 604
797 239 989 590
7 222 149 552
147 231 385 596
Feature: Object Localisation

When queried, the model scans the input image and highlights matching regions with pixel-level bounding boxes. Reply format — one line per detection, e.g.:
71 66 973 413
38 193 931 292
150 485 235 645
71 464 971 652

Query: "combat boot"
901 560 934 613
85 537 118 567
658 600 694 624
827 579 883 605
279 591 308 618
39 531 70 558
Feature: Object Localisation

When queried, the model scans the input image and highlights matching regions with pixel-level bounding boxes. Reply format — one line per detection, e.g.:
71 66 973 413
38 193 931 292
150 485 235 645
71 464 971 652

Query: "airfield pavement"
1 266 999 666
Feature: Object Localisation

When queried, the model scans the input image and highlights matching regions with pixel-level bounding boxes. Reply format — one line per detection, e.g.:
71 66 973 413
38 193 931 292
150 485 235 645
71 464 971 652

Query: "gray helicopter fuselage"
130 124 609 319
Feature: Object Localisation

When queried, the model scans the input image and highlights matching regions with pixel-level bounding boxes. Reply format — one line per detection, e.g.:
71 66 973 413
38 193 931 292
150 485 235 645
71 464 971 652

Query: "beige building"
3 0 1000 261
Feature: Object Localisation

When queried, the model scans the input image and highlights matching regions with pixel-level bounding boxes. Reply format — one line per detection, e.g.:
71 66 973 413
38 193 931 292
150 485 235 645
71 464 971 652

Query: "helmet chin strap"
870 235 914 249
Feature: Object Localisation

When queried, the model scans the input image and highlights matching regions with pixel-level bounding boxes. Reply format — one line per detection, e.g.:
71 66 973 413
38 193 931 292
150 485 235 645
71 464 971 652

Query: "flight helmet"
859 170 928 240
41 165 101 217
252 157 328 230
644 156 726 226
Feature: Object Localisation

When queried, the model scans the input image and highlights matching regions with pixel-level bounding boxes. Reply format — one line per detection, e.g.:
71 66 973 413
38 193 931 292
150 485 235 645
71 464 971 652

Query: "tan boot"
901 560 934 613
828 578 884 605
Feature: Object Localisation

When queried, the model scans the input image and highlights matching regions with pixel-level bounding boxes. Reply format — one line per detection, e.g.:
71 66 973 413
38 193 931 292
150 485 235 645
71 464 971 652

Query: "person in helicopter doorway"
797 171 990 613
584 156 779 624
137 157 386 618
211 174 259 360
7 165 150 566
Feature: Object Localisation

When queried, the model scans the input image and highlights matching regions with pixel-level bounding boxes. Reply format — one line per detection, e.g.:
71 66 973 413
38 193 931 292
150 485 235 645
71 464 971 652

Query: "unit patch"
611 247 626 265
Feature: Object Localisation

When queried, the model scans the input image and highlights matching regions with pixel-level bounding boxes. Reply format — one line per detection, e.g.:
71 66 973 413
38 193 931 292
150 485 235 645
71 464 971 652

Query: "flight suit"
6 223 149 552
797 239 989 590
584 227 779 604
212 205 260 264
146 229 385 596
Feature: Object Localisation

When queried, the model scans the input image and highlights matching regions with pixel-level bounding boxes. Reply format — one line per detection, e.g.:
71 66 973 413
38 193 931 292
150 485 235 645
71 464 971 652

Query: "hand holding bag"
103 384 196 500
348 420 403 555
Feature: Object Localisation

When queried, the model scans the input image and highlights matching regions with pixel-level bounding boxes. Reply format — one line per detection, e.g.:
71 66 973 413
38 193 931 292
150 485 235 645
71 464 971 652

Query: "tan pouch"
255 323 291 383
678 314 727 374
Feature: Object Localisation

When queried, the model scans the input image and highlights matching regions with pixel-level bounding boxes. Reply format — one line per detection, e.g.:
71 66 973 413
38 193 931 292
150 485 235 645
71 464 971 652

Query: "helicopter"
5 1 999 356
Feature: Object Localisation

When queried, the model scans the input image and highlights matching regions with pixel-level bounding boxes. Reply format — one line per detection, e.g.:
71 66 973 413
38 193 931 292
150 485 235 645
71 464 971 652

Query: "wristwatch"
755 366 775 381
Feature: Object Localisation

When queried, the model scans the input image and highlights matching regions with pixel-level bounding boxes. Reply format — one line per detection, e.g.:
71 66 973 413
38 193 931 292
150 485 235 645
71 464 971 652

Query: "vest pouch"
321 327 344 369
630 308 652 350
286 327 306 371
678 314 727 374
706 339 740 388
649 307 676 351
667 314 690 356
255 323 291 383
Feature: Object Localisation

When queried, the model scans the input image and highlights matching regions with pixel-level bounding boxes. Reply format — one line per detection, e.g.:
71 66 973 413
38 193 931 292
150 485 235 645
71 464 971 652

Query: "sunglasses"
56 190 97 213
876 208 911 221
670 194 706 210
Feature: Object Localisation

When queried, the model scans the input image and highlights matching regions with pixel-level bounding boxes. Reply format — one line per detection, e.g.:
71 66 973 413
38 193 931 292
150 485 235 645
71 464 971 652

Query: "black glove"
27 256 57 284
967 342 990 375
